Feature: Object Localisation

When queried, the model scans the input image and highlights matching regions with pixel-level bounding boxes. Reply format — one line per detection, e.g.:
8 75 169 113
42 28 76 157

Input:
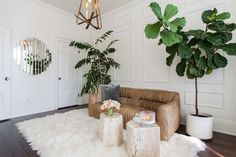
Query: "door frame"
55 36 83 109
0 26 11 120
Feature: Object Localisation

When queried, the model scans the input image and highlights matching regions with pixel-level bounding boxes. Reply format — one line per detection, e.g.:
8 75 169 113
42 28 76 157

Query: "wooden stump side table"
127 121 160 157
100 113 123 146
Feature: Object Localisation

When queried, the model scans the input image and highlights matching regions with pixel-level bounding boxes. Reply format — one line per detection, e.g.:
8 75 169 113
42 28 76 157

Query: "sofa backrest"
119 87 177 108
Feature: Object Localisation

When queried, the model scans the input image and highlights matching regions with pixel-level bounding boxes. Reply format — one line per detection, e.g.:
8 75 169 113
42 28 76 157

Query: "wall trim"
114 13 134 82
26 0 74 19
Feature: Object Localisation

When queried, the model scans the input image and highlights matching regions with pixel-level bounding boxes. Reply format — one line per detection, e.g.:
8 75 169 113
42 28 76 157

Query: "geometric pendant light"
75 0 102 29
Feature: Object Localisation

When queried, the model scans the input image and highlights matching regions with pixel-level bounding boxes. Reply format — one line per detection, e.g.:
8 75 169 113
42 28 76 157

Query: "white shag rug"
16 109 205 157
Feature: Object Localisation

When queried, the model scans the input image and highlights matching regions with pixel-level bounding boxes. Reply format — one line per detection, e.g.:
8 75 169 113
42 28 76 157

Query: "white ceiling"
39 0 131 14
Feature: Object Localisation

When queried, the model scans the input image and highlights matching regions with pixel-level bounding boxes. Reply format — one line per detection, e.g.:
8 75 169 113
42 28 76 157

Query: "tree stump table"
127 121 160 157
100 113 123 146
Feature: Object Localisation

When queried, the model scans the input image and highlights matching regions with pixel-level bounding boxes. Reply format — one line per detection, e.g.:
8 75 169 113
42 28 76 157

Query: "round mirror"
13 38 52 75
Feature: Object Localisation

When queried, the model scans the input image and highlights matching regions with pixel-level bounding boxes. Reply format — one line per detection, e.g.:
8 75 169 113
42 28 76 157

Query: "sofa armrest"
157 94 180 140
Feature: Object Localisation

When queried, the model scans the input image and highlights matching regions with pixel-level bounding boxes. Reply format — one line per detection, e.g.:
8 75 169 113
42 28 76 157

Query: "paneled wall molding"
142 16 170 83
114 25 134 82
185 91 225 109
102 0 144 19
214 118 236 136
113 11 134 82
115 13 133 27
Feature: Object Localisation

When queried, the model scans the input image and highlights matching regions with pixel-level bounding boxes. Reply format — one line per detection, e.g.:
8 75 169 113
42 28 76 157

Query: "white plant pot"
186 113 213 140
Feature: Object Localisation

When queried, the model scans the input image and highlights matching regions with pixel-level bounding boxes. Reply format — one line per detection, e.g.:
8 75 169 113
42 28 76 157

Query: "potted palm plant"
69 30 120 104
145 2 236 140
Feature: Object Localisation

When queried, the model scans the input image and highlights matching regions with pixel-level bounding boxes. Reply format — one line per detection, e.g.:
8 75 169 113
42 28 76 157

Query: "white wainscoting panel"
114 18 133 82
185 91 224 109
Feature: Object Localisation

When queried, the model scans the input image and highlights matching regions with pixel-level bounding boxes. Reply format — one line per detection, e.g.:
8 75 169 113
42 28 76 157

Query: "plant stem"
195 78 199 116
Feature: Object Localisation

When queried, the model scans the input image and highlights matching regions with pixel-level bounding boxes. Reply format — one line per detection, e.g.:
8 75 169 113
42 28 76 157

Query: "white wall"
0 0 89 118
91 0 236 136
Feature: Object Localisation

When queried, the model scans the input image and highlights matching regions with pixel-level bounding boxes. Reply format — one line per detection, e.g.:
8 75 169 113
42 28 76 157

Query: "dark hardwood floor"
0 106 235 157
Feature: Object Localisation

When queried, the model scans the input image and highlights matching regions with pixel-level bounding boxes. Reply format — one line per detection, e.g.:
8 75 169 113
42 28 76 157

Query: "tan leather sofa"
88 87 180 141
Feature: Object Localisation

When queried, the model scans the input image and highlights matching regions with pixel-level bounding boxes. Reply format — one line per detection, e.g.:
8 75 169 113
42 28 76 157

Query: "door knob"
5 77 9 81
58 77 61 80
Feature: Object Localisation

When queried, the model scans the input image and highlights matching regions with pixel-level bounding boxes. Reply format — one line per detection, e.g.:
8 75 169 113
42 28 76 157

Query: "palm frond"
103 48 116 55
87 49 102 57
95 30 114 45
106 57 120 69
75 58 92 69
106 40 119 49
69 41 93 51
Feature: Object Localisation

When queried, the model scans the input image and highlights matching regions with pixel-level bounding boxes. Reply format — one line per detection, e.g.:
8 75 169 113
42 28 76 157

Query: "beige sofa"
88 87 180 141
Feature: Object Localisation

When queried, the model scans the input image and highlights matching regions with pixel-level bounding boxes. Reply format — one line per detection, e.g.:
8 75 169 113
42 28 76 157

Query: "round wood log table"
100 113 123 146
127 121 160 157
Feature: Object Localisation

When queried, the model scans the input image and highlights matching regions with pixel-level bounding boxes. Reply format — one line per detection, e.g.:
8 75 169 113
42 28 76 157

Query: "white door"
0 27 11 120
57 37 82 108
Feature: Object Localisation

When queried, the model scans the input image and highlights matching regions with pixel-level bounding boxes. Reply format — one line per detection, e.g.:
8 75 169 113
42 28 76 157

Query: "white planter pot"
186 113 213 140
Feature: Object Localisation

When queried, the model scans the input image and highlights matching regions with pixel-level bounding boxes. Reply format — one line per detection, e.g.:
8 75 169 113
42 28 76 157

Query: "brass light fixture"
75 0 102 29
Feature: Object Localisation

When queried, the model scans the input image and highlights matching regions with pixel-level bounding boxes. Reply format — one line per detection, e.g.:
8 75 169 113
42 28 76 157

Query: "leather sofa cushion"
120 87 176 103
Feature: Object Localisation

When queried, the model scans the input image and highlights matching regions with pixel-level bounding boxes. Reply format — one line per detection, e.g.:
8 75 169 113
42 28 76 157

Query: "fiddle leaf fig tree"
69 30 120 96
145 3 236 116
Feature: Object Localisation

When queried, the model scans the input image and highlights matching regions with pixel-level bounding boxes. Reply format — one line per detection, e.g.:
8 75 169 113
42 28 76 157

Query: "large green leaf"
145 22 162 39
160 29 183 46
178 45 193 59
216 12 231 20
208 21 236 32
188 64 204 78
188 38 199 47
166 53 176 66
223 23 236 32
220 43 236 56
176 59 187 76
201 8 217 24
206 32 232 46
185 29 206 39
213 53 228 68
206 68 213 75
193 49 201 60
196 57 207 70
163 4 178 21
150 2 162 20
197 40 213 51
170 17 186 32
186 65 195 79
207 51 218 69
166 44 178 54
207 21 225 31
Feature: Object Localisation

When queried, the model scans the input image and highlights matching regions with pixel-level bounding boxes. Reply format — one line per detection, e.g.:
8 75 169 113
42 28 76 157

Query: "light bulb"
88 0 92 3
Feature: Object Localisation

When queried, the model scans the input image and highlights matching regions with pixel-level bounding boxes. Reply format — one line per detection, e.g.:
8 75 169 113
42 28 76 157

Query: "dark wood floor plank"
0 121 30 157
0 133 14 157
0 105 235 157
